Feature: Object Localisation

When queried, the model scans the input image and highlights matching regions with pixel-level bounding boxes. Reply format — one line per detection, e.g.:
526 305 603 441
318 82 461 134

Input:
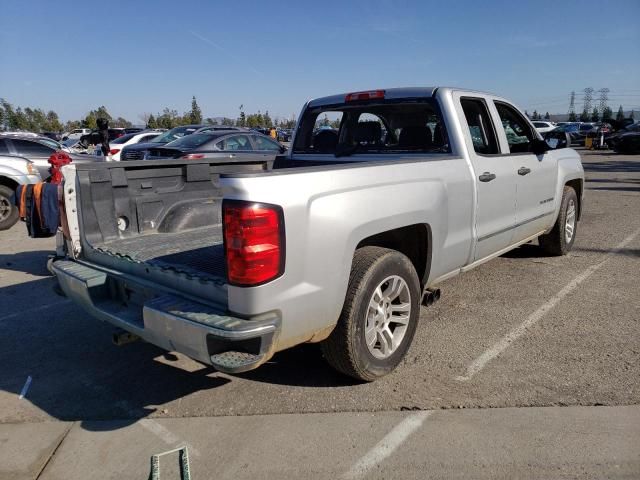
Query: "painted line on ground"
456 227 640 382
0 299 71 323
18 376 32 399
343 411 432 479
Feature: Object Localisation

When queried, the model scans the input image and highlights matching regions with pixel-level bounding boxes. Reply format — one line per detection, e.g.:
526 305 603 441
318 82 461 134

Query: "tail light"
345 90 385 102
181 153 205 159
223 200 284 286
109 149 120 155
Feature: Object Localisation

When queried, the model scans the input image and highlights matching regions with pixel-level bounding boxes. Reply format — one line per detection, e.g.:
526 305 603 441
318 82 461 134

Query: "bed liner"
92 225 226 281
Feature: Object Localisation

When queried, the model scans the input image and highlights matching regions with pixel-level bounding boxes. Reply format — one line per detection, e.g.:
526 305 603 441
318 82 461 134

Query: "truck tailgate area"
71 158 271 302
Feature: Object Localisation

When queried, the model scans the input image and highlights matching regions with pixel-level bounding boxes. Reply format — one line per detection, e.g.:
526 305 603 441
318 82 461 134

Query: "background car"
0 155 42 230
0 135 104 179
532 121 556 134
107 130 163 161
143 130 286 162
606 122 640 149
605 122 640 153
120 124 208 160
552 123 585 146
61 128 91 141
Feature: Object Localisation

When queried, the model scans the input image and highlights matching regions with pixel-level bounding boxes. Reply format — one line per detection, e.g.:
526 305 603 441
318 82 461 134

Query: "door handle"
478 172 496 182
518 167 531 176
228 154 236 158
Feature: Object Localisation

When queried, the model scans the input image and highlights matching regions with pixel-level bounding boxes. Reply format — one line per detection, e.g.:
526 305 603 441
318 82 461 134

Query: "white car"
532 121 556 134
107 131 163 161
61 128 92 141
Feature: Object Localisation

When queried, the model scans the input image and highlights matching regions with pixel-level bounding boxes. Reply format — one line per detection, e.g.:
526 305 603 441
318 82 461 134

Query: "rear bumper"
52 260 280 373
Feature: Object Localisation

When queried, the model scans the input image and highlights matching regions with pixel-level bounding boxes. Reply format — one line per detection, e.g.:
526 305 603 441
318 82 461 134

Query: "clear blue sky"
1 0 639 123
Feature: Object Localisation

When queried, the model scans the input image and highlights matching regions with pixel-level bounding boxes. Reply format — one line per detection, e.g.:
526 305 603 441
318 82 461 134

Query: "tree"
83 106 112 129
156 108 180 128
112 117 132 128
524 110 530 119
263 110 273 128
616 105 625 122
318 114 330 127
591 107 599 122
45 111 63 131
601 106 613 121
147 114 157 128
532 110 539 120
568 111 577 122
579 108 590 122
189 96 202 124
64 120 82 131
631 110 635 121
544 112 550 120
237 105 246 127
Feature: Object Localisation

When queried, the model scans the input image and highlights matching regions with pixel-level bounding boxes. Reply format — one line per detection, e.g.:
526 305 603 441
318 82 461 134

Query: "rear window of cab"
293 98 450 156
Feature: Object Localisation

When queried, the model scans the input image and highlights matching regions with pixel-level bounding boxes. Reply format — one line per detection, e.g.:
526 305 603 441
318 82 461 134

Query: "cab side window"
460 98 499 154
494 102 534 154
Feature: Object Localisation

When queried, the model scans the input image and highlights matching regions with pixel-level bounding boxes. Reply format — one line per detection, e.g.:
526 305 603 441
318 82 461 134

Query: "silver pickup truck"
52 87 584 381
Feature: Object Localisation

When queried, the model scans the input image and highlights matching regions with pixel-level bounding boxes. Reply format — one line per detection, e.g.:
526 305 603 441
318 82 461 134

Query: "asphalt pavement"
0 148 638 478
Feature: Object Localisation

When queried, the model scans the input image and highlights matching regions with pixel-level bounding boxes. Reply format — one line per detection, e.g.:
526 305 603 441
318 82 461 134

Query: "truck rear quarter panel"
222 156 474 350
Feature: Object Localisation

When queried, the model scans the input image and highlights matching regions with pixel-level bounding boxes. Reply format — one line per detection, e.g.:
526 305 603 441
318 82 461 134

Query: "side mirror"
543 131 570 150
531 138 550 155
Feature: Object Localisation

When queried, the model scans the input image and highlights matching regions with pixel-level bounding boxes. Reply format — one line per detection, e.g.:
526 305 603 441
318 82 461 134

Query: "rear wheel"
321 246 421 381
539 186 578 256
0 185 19 231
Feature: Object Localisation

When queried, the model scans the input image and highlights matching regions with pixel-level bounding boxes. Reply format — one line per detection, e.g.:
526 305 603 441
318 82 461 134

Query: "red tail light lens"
345 90 385 102
181 153 205 159
109 149 120 155
223 201 284 286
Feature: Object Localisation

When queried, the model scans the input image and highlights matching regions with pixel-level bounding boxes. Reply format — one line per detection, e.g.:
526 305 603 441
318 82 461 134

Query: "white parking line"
0 299 70 323
343 411 432 479
456 227 640 382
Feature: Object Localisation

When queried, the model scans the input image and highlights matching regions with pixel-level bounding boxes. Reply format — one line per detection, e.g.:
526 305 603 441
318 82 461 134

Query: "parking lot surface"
1 148 639 478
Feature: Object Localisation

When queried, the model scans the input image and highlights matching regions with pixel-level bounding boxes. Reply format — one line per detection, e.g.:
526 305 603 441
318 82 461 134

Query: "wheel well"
356 224 431 286
0 176 19 192
565 179 583 220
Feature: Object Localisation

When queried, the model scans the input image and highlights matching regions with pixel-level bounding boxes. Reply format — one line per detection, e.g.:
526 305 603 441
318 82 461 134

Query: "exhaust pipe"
421 288 441 307
112 329 140 346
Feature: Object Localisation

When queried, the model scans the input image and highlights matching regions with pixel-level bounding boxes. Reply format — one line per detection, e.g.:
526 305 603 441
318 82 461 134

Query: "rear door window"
252 135 281 151
218 135 253 151
460 98 499 154
0 139 9 154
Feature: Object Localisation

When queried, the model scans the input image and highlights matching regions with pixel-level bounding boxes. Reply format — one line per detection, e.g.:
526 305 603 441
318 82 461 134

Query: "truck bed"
94 225 225 280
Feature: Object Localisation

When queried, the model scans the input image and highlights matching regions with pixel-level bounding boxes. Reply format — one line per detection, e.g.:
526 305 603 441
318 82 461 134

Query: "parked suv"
0 155 42 230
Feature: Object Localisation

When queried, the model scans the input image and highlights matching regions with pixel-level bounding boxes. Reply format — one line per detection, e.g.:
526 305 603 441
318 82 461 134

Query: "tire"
321 246 421 381
539 186 578 256
0 185 19 231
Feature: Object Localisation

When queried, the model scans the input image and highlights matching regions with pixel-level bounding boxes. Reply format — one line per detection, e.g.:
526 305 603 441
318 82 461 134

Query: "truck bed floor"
93 225 226 279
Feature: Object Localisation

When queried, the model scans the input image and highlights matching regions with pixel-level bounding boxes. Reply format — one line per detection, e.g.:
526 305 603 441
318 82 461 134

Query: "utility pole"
568 91 576 116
